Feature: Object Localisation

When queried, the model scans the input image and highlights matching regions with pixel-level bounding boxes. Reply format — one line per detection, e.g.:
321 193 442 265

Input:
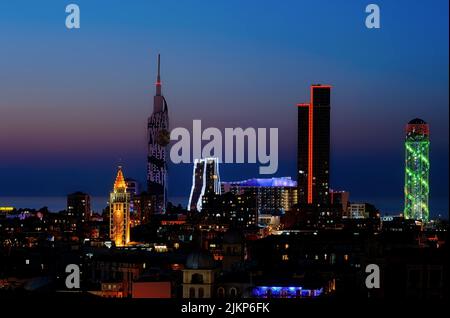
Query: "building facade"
346 203 370 219
67 191 91 224
182 251 217 298
330 190 349 214
221 177 297 214
109 166 131 246
147 54 169 214
202 191 258 229
188 157 221 211
126 178 139 197
297 85 331 206
125 178 140 227
404 118 430 222
133 192 153 225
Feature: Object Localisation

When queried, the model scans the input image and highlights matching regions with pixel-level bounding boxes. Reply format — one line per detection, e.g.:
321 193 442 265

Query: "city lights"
0 1 447 307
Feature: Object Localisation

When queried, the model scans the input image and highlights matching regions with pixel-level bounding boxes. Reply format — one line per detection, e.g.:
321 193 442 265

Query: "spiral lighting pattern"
404 118 430 222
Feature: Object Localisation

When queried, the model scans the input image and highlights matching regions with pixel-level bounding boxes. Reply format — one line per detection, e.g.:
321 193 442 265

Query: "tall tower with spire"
147 54 169 214
109 166 130 246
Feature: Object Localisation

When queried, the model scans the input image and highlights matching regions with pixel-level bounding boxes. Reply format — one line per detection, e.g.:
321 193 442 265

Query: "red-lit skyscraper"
297 85 331 206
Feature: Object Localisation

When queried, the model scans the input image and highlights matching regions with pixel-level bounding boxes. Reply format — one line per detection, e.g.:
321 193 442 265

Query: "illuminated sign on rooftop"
224 177 297 187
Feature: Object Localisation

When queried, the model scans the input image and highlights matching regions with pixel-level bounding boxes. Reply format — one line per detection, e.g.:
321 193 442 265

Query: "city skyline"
0 1 448 304
0 1 448 217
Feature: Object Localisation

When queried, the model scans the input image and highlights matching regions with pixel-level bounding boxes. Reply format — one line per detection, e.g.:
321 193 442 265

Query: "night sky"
0 0 448 216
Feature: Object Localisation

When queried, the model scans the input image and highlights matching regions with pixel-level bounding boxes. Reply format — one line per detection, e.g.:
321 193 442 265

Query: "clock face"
157 129 171 147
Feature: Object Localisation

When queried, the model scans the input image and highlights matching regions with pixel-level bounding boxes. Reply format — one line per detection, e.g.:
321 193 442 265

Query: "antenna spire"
157 53 161 83
156 54 162 96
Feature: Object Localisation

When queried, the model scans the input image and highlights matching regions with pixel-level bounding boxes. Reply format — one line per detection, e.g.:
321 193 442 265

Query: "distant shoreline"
0 196 189 214
0 196 447 219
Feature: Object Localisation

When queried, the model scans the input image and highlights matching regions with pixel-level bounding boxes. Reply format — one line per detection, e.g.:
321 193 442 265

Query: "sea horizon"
0 196 189 214
0 196 447 219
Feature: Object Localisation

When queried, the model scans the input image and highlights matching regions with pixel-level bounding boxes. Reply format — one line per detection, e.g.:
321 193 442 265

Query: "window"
189 287 196 298
217 287 225 298
198 288 204 298
229 287 238 298
191 273 204 284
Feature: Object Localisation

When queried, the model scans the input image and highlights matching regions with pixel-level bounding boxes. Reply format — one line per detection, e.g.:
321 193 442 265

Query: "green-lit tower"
404 118 430 221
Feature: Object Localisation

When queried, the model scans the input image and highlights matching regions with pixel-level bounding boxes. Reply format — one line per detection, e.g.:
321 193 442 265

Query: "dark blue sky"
0 1 448 216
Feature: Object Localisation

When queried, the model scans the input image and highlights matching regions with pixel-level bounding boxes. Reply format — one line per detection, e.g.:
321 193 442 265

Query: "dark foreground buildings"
0 209 447 299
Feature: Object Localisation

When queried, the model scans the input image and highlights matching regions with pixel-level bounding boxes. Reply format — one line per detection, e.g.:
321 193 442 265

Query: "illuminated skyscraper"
404 118 430 221
109 166 130 246
147 54 169 214
188 158 221 211
297 85 331 205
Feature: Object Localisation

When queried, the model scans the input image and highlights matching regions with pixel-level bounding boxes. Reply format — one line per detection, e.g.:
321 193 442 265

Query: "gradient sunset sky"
0 0 448 215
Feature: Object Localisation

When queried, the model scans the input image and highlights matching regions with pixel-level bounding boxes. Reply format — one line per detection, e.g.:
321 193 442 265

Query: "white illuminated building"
188 158 221 211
